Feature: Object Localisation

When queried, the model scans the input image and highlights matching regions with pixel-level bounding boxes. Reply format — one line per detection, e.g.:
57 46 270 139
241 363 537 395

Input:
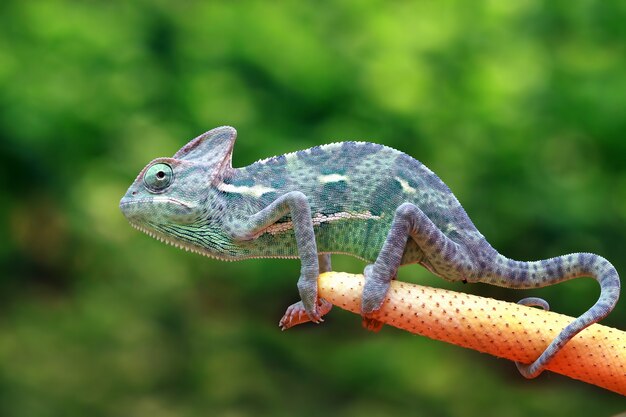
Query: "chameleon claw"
361 315 384 332
278 298 332 330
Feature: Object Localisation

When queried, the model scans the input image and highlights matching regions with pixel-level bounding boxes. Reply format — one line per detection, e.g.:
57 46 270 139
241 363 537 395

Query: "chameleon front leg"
279 254 334 330
318 254 332 273
362 203 471 331
225 191 324 324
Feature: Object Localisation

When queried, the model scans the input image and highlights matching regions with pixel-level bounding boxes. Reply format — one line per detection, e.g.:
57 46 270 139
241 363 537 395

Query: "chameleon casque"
120 126 620 379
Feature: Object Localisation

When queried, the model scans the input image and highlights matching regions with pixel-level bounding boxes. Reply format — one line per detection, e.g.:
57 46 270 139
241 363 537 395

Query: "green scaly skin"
120 126 620 379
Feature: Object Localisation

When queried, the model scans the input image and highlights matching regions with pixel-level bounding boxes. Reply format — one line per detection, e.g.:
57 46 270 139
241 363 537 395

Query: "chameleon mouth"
119 196 196 224
119 196 194 209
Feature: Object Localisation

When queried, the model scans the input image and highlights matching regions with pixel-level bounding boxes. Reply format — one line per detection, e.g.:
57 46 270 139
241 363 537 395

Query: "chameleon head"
119 126 237 253
119 158 203 226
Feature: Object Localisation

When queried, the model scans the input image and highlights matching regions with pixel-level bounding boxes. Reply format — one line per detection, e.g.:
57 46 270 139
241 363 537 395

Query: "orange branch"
317 272 626 396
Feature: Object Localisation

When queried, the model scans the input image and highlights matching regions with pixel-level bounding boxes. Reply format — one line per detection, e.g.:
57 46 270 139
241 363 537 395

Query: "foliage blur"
1 1 625 416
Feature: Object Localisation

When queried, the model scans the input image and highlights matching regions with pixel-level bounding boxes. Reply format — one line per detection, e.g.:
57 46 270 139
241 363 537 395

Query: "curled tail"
481 252 620 378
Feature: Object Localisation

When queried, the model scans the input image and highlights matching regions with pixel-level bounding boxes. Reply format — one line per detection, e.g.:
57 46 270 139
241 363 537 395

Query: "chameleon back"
223 141 480 263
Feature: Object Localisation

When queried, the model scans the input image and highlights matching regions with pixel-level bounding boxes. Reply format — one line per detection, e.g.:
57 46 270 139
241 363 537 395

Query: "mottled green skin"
121 126 619 380
222 141 469 265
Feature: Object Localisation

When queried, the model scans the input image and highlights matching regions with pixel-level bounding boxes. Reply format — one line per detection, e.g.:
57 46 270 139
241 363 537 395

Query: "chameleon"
120 126 620 379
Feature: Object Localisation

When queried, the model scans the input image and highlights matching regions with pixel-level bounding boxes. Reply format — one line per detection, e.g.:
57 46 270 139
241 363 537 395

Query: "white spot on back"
396 177 416 194
318 174 348 184
217 183 276 198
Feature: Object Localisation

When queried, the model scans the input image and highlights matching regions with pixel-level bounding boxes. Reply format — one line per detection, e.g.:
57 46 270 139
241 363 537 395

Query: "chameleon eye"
143 162 174 192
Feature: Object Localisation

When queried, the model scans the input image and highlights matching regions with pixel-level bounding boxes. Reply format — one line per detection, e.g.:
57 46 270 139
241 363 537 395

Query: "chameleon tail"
517 296 550 311
484 252 620 378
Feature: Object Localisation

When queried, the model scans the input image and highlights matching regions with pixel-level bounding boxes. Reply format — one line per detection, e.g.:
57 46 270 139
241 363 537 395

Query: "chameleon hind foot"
361 316 385 332
278 298 333 330
361 264 391 332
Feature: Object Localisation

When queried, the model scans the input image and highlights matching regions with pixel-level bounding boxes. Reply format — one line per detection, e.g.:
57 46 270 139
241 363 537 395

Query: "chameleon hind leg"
362 203 471 331
279 254 333 330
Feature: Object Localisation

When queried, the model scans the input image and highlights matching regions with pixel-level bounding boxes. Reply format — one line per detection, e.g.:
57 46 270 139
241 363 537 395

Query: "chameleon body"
120 126 620 378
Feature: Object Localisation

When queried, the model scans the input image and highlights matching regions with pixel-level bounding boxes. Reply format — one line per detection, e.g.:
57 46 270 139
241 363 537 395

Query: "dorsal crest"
173 126 237 173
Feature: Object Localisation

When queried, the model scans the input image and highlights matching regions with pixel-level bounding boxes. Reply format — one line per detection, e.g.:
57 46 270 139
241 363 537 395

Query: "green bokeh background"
1 1 625 416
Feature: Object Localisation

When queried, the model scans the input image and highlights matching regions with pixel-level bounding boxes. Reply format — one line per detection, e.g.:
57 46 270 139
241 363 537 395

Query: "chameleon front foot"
278 298 333 330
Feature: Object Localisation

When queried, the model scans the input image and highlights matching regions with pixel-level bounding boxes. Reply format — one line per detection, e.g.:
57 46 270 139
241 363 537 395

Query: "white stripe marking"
318 174 348 184
264 211 380 235
217 183 276 197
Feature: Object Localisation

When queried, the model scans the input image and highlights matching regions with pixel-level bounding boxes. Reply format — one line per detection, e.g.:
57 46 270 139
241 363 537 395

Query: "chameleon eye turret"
143 162 174 192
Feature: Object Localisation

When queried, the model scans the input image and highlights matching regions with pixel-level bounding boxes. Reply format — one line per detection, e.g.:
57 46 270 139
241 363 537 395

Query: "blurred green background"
1 1 625 416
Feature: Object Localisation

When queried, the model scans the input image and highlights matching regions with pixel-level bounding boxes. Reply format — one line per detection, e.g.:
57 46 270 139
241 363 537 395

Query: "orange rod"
317 272 626 396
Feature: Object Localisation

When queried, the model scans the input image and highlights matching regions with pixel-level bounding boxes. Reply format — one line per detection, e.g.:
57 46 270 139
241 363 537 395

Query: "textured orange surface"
318 272 626 396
